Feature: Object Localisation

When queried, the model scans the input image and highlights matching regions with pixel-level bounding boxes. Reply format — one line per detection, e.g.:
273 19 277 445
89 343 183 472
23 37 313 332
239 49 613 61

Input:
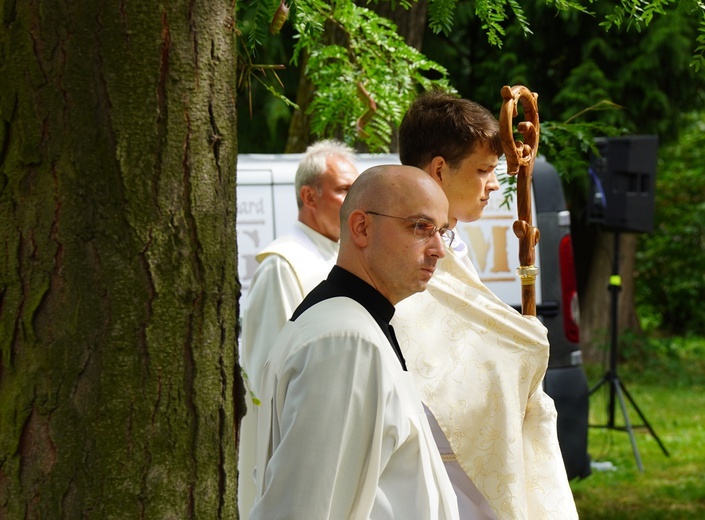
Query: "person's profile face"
313 156 359 241
365 177 449 304
440 141 500 227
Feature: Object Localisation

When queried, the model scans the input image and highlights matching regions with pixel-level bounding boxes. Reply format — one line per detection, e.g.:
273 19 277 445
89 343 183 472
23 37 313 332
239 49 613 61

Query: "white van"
236 153 591 479
238 154 535 303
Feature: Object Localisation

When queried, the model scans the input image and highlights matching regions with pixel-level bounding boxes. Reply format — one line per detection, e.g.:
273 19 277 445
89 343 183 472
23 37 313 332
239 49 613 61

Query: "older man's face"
313 156 359 241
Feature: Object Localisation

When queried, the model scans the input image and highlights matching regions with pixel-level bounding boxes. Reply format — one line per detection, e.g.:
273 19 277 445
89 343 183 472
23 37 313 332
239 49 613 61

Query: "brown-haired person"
250 165 460 520
392 91 578 520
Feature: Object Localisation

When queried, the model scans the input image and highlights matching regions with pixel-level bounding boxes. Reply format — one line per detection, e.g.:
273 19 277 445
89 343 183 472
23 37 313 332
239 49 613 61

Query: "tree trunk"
0 1 243 518
285 52 315 153
580 231 641 362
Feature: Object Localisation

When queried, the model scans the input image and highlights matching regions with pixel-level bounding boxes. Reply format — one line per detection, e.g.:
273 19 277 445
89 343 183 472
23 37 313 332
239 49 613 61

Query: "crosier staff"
499 85 540 316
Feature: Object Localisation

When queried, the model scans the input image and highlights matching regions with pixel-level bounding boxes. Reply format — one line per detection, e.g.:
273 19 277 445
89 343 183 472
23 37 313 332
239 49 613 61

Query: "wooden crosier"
499 85 541 316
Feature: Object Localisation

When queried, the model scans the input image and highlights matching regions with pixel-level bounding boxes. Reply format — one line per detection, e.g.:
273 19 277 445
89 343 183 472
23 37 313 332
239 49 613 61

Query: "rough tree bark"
0 1 243 518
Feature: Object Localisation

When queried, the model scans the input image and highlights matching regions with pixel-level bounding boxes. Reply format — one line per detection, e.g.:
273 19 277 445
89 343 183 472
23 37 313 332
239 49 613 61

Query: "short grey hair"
294 139 355 208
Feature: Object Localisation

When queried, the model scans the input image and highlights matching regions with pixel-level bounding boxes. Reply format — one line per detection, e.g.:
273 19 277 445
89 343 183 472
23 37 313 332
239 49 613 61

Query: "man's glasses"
365 211 454 247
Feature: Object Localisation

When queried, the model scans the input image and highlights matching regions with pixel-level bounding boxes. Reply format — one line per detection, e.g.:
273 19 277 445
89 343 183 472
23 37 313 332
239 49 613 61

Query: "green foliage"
236 0 705 152
290 1 453 151
540 101 626 182
419 1 705 341
634 112 705 336
472 0 528 47
471 0 591 48
547 0 592 13
600 0 705 71
498 100 625 208
236 1 456 151
427 0 457 35
238 0 282 53
600 0 675 32
695 18 705 72
426 0 705 144
236 1 298 116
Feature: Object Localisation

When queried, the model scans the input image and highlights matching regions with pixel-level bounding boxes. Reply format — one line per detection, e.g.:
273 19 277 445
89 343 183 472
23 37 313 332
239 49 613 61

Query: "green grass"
571 358 705 519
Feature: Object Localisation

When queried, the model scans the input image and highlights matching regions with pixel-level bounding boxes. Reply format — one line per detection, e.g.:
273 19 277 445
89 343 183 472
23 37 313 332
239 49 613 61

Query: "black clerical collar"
327 266 395 324
291 266 406 370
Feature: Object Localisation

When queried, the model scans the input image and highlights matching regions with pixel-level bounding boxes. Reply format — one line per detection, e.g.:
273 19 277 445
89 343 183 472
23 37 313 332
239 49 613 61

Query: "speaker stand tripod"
588 231 669 471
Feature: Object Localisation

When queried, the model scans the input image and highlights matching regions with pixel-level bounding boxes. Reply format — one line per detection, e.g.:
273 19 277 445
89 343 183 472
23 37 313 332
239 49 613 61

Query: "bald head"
340 165 445 238
338 164 449 305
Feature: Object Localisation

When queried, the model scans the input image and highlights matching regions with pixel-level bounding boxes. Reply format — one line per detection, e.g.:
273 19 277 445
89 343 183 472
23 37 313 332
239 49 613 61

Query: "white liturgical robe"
392 239 578 520
251 276 459 520
241 221 339 389
239 221 338 519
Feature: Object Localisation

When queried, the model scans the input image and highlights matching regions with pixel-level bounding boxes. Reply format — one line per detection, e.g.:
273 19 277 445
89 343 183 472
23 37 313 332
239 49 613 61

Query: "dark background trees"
238 0 705 356
419 0 705 352
635 113 705 336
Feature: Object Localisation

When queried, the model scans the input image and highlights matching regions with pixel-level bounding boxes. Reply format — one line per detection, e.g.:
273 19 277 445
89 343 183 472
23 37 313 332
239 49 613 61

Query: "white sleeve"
524 385 579 518
251 334 390 520
240 255 304 394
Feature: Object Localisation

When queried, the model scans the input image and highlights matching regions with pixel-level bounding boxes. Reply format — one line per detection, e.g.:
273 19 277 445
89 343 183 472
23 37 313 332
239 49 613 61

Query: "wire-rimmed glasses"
365 211 454 247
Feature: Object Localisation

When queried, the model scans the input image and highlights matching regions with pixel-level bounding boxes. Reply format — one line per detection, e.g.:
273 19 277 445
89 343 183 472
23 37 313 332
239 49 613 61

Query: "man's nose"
428 231 446 258
488 170 500 191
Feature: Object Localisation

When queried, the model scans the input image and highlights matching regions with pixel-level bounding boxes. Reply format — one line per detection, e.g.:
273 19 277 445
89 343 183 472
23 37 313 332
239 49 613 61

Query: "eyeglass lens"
413 220 454 245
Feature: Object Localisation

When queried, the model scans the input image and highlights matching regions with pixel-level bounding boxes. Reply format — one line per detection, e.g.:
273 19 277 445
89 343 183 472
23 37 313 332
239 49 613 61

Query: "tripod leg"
619 381 670 457
614 378 645 472
588 373 609 396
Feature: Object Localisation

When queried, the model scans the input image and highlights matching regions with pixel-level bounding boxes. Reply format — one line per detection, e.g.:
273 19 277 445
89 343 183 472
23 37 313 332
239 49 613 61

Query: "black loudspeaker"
588 135 658 234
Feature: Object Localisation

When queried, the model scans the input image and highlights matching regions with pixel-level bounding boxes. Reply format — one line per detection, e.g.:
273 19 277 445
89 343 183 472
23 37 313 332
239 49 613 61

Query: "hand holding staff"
499 85 541 316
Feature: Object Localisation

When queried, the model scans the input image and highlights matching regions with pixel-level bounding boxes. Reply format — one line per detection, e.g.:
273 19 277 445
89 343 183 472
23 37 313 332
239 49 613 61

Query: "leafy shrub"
635 112 705 335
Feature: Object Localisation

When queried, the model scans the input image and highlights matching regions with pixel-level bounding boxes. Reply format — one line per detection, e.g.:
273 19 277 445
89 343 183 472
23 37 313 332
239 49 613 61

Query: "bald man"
250 165 460 520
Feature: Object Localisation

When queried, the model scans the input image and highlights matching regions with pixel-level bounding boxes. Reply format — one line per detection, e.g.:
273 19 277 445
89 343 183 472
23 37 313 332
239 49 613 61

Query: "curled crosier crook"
499 85 541 316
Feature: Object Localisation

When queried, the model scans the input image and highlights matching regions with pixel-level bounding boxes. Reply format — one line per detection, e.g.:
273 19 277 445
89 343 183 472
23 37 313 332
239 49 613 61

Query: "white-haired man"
238 140 359 518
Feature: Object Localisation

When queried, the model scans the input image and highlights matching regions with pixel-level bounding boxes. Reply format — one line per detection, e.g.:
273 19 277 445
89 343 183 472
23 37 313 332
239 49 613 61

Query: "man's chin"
397 280 433 303
457 210 483 223
416 281 430 293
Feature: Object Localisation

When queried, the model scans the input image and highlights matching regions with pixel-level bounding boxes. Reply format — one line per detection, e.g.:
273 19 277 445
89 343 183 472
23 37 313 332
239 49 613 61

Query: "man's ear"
347 210 369 246
429 156 447 183
300 185 318 209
